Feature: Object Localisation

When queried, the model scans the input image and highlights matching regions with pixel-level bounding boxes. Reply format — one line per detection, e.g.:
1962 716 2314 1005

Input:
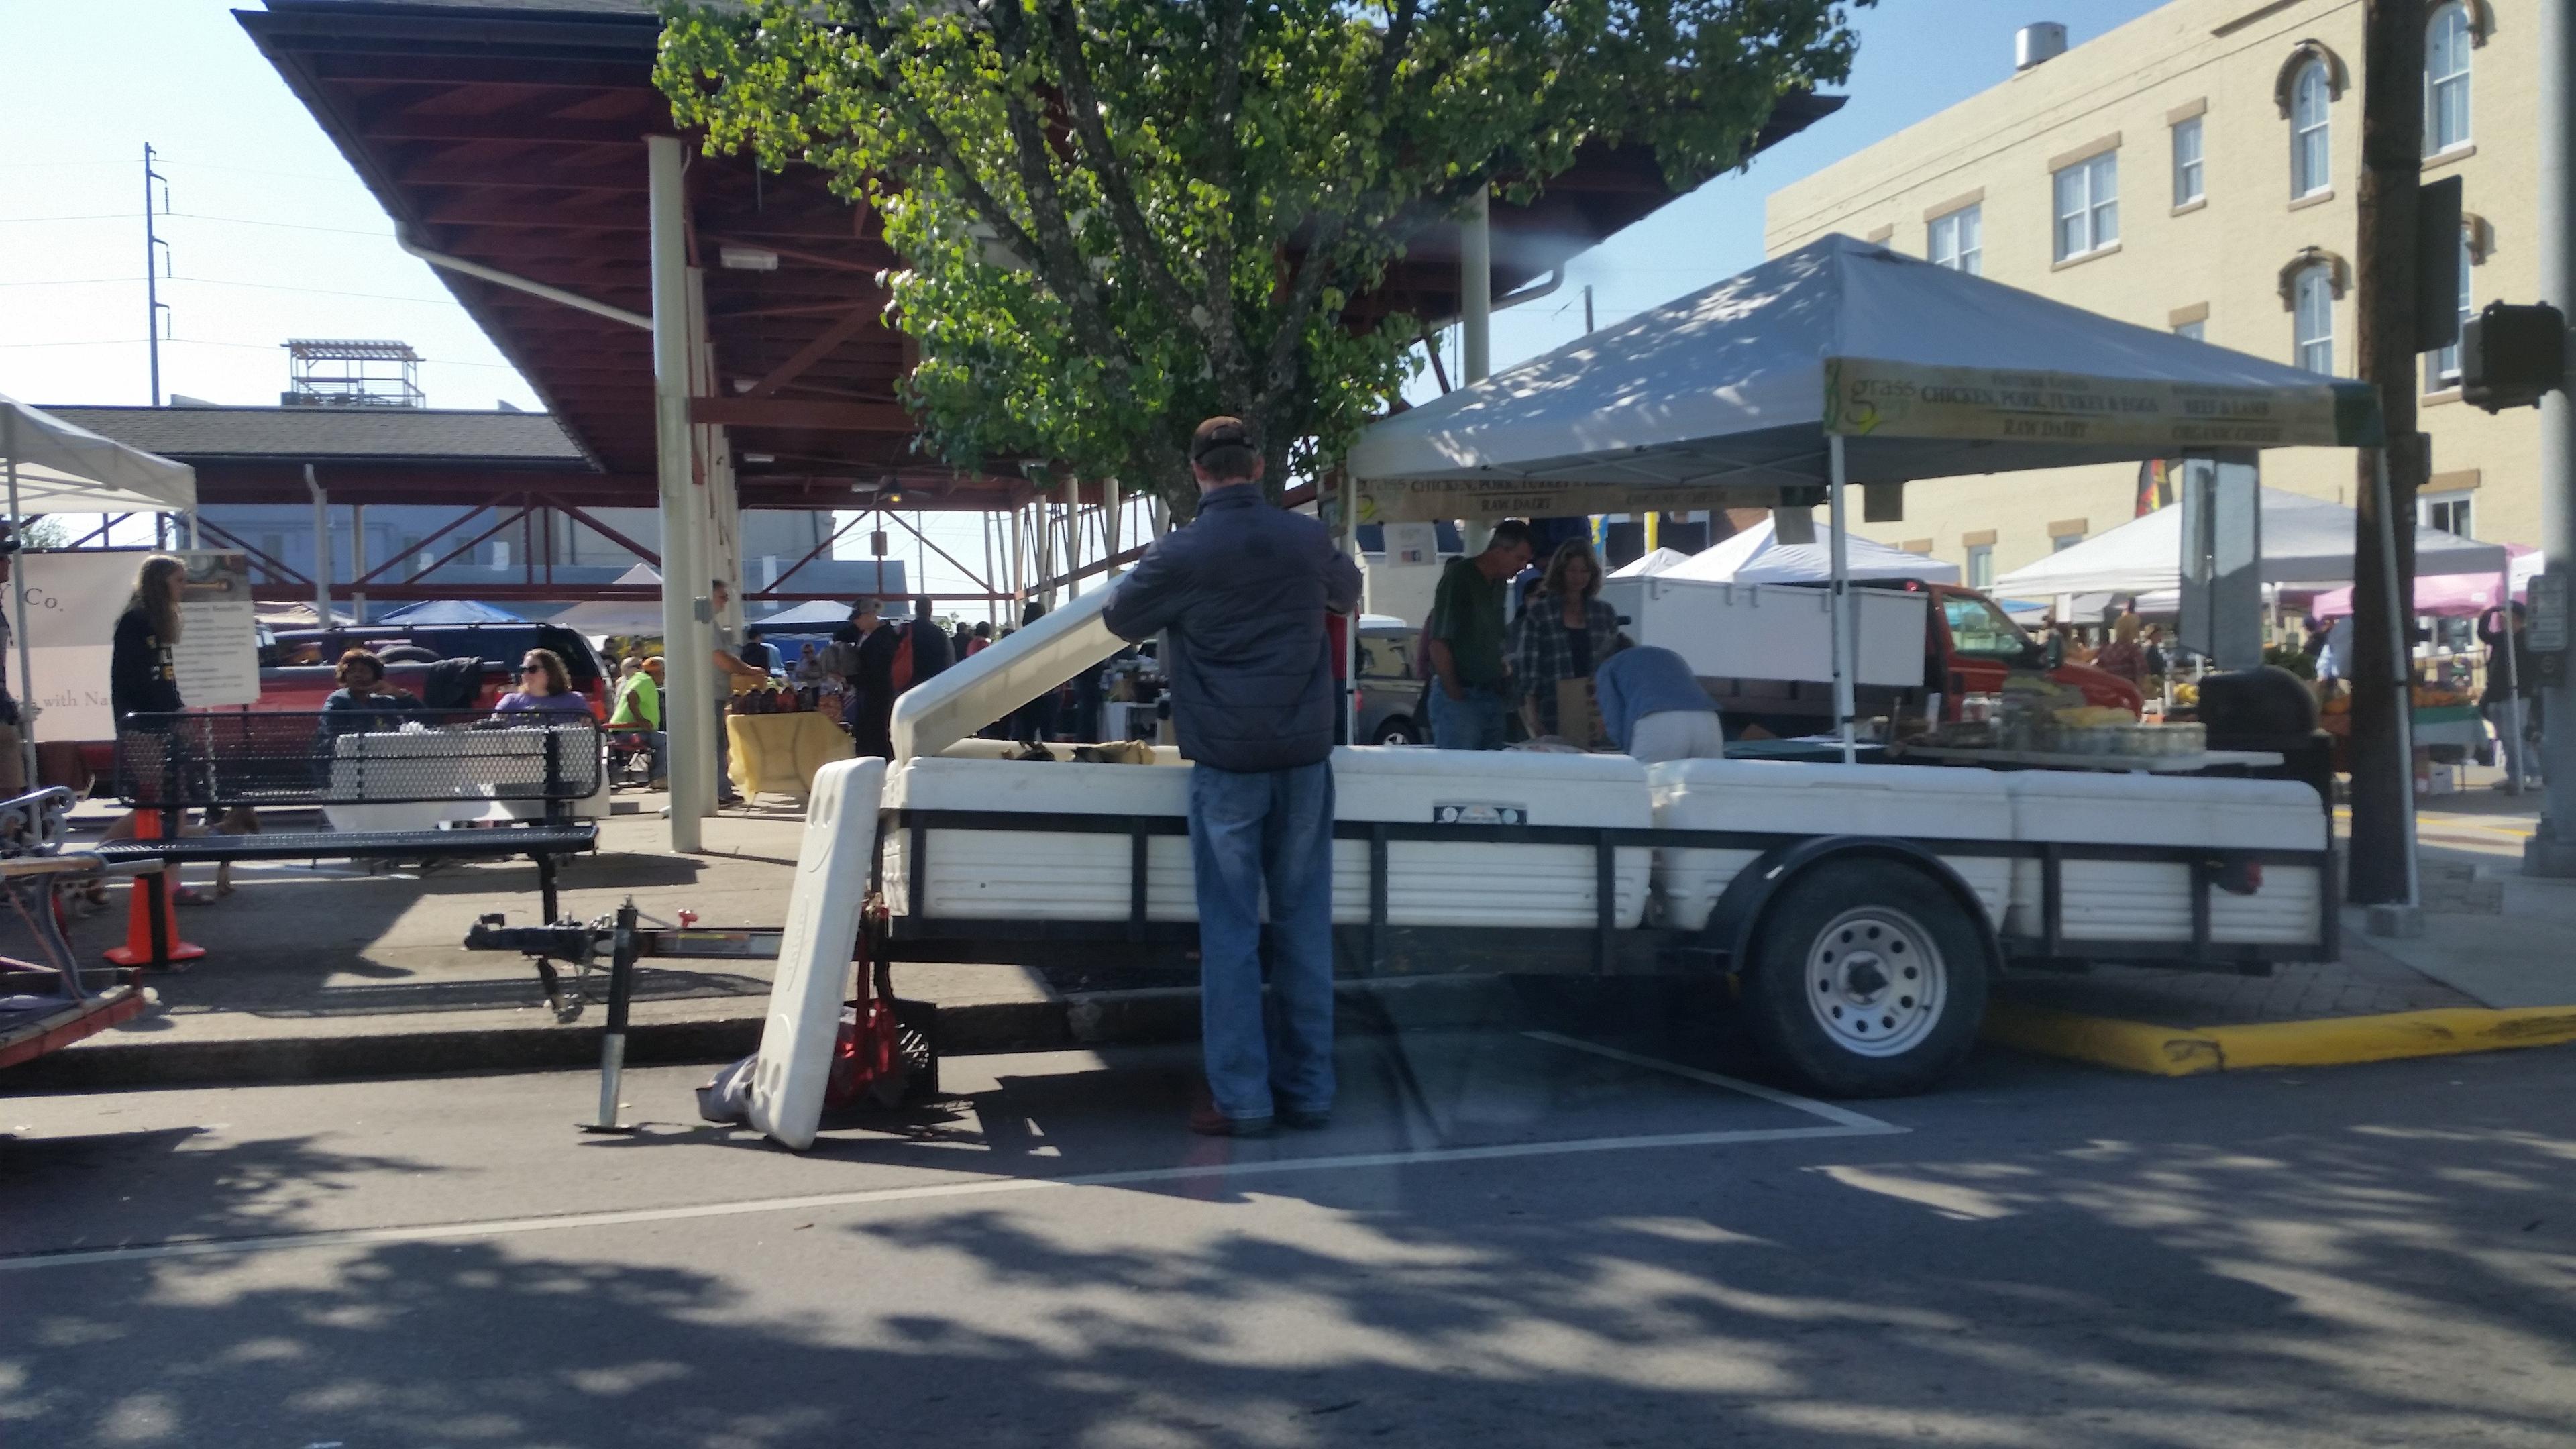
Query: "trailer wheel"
1738 858 1988 1098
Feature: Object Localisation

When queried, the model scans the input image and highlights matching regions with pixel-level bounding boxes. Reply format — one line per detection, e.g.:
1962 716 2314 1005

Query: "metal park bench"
98 710 604 969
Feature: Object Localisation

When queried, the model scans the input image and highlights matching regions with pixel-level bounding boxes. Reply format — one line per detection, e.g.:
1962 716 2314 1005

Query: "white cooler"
2003 773 2326 945
1646 760 2013 932
880 746 1652 929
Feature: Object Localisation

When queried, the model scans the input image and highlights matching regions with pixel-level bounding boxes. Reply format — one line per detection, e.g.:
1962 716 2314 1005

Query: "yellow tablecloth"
726 711 854 801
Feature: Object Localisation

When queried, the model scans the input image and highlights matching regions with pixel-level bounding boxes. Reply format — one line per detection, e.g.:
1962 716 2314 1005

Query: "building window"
2420 489 2474 539
1928 204 1982 275
2051 533 2085 553
2428 229 2474 390
2292 264 2336 374
2175 319 2207 343
2291 60 2332 197
2052 152 2118 262
2172 116 2205 206
1964 545 1994 589
2426 3 2473 155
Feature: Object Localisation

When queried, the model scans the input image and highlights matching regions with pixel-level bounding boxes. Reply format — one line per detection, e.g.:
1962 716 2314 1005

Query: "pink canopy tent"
2310 543 2542 619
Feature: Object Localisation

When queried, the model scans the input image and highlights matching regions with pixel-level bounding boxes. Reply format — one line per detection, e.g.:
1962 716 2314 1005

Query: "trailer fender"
1703 836 2002 979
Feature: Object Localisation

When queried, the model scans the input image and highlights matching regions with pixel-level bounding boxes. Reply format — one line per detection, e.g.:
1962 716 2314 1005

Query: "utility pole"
1582 283 1595 335
2345 0 2430 912
142 144 169 406
2532 0 2576 875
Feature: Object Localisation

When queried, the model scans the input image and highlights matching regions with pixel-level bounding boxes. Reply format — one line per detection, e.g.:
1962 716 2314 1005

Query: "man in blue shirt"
1593 640 1725 763
1105 417 1363 1138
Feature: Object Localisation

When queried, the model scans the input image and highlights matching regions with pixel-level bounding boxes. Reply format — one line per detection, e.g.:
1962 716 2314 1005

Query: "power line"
0 211 394 237
0 274 459 305
0 336 522 370
169 212 396 239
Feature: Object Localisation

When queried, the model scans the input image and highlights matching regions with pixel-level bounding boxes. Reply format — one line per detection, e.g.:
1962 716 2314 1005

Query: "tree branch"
1037 0 1241 387
884 1 1133 385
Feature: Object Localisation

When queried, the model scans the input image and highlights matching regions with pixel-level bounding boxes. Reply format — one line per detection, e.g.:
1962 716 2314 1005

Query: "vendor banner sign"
19 549 258 743
1821 358 2382 450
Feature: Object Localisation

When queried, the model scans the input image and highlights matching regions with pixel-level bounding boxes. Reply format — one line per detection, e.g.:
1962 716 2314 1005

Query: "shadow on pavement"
5 1062 2575 1448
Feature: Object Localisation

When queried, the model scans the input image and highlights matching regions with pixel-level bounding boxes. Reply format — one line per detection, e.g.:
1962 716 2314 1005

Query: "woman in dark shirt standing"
1509 540 1620 742
111 554 187 724
105 555 189 848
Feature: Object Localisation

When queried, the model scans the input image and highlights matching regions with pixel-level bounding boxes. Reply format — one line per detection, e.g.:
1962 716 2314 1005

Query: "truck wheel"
1737 858 1989 1098
1375 717 1419 746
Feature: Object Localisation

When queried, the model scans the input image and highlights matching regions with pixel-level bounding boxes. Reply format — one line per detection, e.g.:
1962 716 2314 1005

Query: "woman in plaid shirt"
1511 540 1622 741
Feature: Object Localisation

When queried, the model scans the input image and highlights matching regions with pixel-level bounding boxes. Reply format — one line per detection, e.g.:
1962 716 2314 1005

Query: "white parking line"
0 1047 1903 1274
1520 1031 1903 1133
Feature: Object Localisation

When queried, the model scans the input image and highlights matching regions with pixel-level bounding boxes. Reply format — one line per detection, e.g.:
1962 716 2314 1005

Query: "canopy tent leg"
1827 434 1857 766
5 414 35 792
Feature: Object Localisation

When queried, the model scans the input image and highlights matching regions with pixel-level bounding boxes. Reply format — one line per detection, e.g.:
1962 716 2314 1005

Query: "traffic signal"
2461 301 2567 413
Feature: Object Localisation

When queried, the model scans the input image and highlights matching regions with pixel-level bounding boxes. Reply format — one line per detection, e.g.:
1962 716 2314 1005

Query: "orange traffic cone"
104 811 205 971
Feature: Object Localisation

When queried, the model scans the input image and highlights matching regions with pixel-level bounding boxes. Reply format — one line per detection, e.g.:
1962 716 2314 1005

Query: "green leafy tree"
660 0 1866 515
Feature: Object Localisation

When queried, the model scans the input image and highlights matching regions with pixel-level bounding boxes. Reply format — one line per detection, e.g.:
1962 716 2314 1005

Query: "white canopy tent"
1608 546 1693 579
553 564 670 637
1994 488 2506 596
1348 234 2383 762
0 394 197 517
1 396 200 786
1665 515 1960 585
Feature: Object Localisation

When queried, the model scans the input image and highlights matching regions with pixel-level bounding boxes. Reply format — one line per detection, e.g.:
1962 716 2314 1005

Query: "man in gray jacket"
1105 416 1363 1136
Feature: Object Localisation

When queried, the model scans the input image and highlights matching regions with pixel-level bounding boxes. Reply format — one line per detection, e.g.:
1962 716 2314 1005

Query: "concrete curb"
7 975 1635 1093
1983 1000 2576 1077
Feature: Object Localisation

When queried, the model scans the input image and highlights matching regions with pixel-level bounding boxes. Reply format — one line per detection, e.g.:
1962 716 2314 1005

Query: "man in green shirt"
608 655 667 786
1426 520 1534 750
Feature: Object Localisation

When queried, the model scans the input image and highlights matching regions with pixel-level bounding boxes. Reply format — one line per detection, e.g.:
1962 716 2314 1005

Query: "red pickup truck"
1908 581 2145 720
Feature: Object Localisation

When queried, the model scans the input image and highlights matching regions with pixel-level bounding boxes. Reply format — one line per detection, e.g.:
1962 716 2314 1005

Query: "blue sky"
0 1 2167 579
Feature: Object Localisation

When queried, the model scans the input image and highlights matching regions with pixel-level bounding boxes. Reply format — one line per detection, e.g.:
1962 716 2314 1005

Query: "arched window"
2293 263 2335 374
2291 60 2332 196
2428 225 2477 390
2426 3 2474 154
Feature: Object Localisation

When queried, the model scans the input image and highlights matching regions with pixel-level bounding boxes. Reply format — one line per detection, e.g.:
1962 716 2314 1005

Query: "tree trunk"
2346 0 2428 905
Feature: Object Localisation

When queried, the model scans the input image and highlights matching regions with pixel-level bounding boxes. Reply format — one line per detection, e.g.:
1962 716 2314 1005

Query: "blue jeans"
1188 759 1336 1121
1429 684 1510 750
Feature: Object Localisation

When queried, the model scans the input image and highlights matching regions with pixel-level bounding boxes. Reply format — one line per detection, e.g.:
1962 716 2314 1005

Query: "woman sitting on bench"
498 649 594 716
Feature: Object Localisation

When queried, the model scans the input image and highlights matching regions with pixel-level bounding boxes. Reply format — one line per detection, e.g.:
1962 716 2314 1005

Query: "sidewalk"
14 794 1541 1090
16 796 1053 1088
1986 769 2576 1075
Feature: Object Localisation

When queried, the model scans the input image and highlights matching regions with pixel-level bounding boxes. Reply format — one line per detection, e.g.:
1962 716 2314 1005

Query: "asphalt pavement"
7 1026 2575 1448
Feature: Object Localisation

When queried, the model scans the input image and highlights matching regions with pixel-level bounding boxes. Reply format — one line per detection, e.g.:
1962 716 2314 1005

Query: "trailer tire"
1738 857 1988 1098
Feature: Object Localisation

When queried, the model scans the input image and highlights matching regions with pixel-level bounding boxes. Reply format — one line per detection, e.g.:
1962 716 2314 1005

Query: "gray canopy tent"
1348 234 2386 763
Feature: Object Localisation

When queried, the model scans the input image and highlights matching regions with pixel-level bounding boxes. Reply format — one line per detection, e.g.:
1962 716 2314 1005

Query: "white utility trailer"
857 587 2332 1102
